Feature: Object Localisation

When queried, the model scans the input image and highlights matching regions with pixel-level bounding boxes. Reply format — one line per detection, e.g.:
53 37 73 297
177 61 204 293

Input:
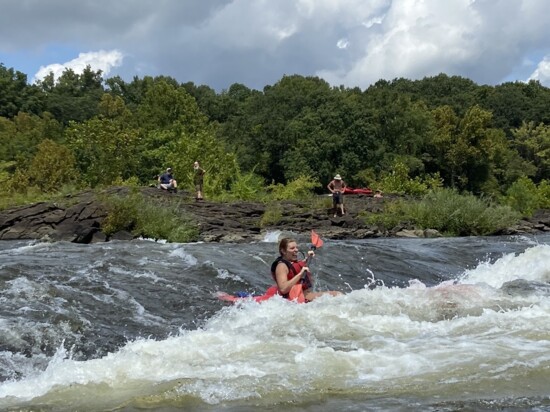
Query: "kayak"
216 284 306 304
343 187 373 195
216 230 322 305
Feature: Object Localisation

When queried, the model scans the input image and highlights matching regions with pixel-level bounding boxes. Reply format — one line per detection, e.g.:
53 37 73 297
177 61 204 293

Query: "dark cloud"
1 0 550 90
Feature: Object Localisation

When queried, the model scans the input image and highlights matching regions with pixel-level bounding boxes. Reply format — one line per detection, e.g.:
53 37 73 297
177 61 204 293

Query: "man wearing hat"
327 174 347 217
158 167 178 192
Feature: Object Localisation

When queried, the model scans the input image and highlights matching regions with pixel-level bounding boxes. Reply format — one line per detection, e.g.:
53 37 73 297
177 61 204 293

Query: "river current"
1 232 550 411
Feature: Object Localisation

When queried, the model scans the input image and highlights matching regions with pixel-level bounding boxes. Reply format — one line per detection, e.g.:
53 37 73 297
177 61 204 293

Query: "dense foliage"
362 188 520 236
1 63 549 222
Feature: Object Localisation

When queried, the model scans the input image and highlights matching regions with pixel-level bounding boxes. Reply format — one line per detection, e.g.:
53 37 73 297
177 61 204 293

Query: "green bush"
361 199 408 229
260 203 283 227
503 176 540 217
112 176 141 188
407 189 520 236
228 170 267 201
102 193 199 242
27 139 79 192
310 195 333 210
267 175 320 200
377 161 443 196
537 180 550 209
363 188 520 236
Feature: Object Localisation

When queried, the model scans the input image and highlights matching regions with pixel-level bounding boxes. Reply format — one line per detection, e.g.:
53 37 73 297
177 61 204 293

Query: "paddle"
301 230 323 286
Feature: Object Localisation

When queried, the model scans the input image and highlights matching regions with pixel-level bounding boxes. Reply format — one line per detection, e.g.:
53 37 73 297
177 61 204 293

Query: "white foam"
261 231 282 243
2 243 550 409
459 244 550 288
215 268 244 282
2 288 549 406
170 248 198 266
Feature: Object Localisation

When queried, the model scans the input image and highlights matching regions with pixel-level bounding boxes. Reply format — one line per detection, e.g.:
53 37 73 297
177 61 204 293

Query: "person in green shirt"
193 161 205 201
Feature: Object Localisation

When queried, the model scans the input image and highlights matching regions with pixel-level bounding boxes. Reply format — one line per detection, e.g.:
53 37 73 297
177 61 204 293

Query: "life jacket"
270 257 312 299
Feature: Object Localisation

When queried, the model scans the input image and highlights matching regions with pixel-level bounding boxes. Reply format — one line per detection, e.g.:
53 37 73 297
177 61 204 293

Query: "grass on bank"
101 190 199 243
362 188 521 236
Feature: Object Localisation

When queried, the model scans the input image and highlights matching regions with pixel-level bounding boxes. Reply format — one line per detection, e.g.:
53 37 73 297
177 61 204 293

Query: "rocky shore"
0 186 549 243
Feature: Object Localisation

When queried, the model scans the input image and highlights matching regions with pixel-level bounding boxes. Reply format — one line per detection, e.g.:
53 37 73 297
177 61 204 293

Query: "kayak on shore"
343 187 373 195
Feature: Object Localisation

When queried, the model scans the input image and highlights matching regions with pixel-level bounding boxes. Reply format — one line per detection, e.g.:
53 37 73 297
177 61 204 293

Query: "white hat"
334 174 342 180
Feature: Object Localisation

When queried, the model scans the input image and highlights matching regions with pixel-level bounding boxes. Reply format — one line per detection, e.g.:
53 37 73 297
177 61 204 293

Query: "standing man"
193 161 205 201
158 167 177 192
327 174 346 217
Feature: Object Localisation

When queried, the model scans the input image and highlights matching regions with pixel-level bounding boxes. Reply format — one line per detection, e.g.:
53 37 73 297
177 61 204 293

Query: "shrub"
537 180 550 209
112 176 141 188
361 199 408 229
407 189 519 236
228 170 267 201
267 176 320 200
378 161 443 196
363 188 520 236
27 139 79 192
102 193 198 242
260 203 283 227
503 176 540 217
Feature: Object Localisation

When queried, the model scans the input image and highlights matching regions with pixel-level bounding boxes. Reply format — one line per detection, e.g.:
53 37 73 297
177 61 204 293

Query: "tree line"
1 62 549 209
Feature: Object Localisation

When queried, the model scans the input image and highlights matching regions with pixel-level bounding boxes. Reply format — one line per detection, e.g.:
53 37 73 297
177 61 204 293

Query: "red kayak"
216 284 307 304
343 187 373 195
216 231 323 305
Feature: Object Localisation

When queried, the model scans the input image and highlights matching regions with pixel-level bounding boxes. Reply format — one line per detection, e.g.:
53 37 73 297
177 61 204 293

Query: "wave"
1 238 549 410
459 244 550 288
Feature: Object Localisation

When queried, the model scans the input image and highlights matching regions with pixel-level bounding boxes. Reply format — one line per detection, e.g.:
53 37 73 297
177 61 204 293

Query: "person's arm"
327 181 334 192
275 262 308 295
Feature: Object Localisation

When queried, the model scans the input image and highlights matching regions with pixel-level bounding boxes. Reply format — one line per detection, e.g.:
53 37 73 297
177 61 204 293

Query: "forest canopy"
1 62 549 207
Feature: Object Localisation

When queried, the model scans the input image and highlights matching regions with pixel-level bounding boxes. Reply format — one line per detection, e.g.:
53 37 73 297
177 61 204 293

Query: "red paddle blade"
311 230 323 248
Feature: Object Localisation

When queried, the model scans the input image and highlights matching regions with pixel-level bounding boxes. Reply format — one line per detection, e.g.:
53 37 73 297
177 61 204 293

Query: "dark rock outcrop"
0 187 548 244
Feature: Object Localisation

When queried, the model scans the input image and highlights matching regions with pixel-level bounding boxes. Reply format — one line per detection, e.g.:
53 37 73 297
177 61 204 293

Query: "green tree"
390 73 478 116
480 80 550 134
165 129 239 197
0 112 63 166
0 64 45 118
511 122 550 182
427 105 518 193
37 66 104 124
133 79 214 181
27 139 79 192
65 95 140 187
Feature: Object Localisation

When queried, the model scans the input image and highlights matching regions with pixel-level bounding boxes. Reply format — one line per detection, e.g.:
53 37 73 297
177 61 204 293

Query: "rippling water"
1 232 550 411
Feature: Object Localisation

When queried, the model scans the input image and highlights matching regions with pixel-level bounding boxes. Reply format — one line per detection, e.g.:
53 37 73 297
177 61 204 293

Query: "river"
1 232 549 411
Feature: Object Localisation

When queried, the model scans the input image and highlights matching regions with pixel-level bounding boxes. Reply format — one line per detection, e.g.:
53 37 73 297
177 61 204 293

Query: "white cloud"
319 0 550 89
319 0 482 87
362 15 385 29
528 56 550 86
33 50 124 83
337 38 349 49
1 0 550 90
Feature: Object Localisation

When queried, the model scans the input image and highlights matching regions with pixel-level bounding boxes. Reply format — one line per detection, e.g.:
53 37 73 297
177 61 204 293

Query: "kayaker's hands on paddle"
304 249 315 261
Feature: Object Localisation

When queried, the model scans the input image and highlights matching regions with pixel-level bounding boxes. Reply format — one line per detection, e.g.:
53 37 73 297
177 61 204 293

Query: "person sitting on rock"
158 167 177 192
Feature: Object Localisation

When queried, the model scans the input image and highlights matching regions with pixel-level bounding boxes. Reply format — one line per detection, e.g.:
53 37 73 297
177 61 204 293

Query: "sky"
1 0 550 92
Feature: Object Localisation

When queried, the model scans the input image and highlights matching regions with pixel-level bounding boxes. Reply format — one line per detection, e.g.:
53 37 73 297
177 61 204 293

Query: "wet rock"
0 187 548 244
